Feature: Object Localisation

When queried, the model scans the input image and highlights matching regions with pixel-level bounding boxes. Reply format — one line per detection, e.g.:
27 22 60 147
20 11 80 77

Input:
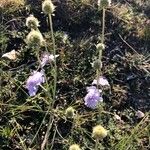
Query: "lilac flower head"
40 52 59 67
135 110 144 119
92 76 110 86
26 70 45 96
84 86 103 109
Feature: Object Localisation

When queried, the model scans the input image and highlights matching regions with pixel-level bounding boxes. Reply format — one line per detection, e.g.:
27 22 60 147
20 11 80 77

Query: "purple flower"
41 53 59 67
92 76 110 86
84 86 103 109
26 70 45 96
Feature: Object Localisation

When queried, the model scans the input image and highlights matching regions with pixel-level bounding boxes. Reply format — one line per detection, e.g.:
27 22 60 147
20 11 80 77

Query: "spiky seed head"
65 107 75 118
96 43 105 50
98 0 111 8
42 0 55 15
92 125 107 139
69 144 81 150
26 30 44 47
26 15 39 29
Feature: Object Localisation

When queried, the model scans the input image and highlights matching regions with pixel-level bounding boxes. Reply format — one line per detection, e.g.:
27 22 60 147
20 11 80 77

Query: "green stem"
48 14 57 105
101 8 105 44
36 47 41 71
98 7 105 66
40 13 57 150
97 7 106 87
95 139 99 150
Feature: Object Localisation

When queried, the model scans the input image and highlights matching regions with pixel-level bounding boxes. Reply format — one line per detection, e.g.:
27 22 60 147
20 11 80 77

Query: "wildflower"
92 76 110 86
26 15 39 29
65 107 75 118
26 70 45 96
42 0 56 15
84 86 103 109
97 0 111 8
69 144 81 150
40 53 59 67
135 110 144 119
92 125 107 139
26 30 44 47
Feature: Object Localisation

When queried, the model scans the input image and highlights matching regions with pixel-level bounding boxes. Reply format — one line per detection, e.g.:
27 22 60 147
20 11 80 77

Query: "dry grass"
0 0 25 11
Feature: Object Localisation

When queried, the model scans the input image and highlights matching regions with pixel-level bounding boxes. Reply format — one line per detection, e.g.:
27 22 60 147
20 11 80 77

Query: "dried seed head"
69 144 81 150
98 0 111 8
92 125 107 139
65 107 75 118
42 0 55 15
26 15 39 29
96 43 105 50
26 30 44 47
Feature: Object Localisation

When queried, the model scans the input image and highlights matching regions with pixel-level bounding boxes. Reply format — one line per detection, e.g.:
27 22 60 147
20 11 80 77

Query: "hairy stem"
48 14 57 105
97 7 106 86
40 13 57 150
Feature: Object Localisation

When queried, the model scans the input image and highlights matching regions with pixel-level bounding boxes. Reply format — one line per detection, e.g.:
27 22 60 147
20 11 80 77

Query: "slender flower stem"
97 7 106 87
101 8 105 44
99 7 105 67
95 138 99 150
48 14 57 105
40 13 57 150
35 46 42 71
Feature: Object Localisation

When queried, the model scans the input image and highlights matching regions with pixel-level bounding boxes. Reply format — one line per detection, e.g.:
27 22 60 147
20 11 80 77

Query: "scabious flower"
26 70 45 96
92 125 107 139
42 0 56 15
92 76 110 86
40 53 59 67
69 144 81 150
26 15 39 29
135 110 144 119
26 30 44 47
84 86 103 109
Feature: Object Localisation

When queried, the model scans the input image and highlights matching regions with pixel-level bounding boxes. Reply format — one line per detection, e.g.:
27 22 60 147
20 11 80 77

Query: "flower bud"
98 0 111 8
96 43 105 50
65 107 75 118
42 0 55 15
92 125 107 139
69 144 81 150
92 59 102 70
26 15 39 29
26 30 44 47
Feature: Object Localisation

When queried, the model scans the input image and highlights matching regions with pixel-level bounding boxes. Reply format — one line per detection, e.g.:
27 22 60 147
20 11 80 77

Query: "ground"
0 0 150 150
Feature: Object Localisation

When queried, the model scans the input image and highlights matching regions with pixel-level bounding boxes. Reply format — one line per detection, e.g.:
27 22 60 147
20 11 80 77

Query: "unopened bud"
26 15 39 29
26 30 44 47
92 125 107 139
65 107 75 118
92 59 102 70
96 43 105 50
42 0 55 15
69 144 81 150
98 0 111 8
